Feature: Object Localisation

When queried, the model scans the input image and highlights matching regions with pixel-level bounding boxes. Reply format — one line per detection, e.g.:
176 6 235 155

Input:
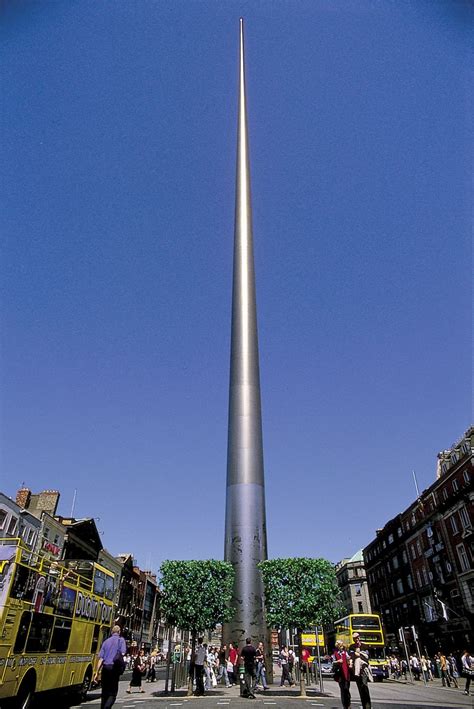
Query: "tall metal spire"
224 18 268 647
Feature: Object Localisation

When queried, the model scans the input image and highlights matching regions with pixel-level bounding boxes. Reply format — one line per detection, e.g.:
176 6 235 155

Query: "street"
59 675 473 709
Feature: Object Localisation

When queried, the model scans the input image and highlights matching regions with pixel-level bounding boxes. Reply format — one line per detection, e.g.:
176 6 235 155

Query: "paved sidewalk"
83 673 473 707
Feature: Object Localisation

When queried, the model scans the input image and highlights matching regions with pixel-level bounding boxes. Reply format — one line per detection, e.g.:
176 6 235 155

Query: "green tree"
259 558 344 696
160 560 234 695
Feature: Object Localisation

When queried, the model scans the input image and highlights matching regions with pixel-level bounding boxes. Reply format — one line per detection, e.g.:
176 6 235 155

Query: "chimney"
16 488 31 509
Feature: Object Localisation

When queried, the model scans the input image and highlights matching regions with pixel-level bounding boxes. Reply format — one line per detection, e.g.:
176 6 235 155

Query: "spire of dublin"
223 19 268 647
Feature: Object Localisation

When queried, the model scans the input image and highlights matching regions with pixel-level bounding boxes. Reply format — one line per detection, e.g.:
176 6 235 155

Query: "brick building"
364 426 473 653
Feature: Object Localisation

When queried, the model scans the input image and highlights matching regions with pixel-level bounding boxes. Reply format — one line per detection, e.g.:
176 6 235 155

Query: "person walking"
420 656 430 683
240 637 257 699
349 632 372 709
447 654 459 688
439 652 451 687
410 654 421 680
147 651 157 682
333 640 352 709
255 641 269 690
300 646 311 683
462 650 473 695
279 646 295 687
127 650 146 694
229 642 239 684
93 625 127 709
288 649 296 685
194 638 207 696
217 645 231 687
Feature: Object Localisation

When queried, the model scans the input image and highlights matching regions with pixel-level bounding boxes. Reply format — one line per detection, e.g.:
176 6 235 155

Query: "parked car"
312 656 334 676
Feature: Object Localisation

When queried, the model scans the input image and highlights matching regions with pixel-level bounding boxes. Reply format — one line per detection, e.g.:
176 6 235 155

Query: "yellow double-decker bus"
328 613 389 680
0 537 115 708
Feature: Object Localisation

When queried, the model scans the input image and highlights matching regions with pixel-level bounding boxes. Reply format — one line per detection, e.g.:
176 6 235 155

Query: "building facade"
364 426 473 653
335 550 372 616
0 492 41 550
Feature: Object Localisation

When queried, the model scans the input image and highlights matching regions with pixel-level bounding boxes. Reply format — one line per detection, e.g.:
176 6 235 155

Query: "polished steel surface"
223 18 268 648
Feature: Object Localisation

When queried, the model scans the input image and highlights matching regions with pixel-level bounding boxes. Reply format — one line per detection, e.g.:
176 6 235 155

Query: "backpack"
112 637 126 675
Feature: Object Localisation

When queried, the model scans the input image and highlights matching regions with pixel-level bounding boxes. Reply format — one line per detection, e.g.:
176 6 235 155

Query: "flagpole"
412 471 420 499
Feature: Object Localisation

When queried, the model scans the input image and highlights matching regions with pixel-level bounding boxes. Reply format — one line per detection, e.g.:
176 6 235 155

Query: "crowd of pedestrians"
92 625 474 709
333 639 473 709
189 637 270 697
386 649 472 694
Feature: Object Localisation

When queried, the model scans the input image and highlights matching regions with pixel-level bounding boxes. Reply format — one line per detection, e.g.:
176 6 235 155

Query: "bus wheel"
14 673 36 709
77 666 93 702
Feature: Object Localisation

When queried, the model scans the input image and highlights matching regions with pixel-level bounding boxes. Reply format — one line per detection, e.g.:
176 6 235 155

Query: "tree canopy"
159 559 235 633
258 557 344 630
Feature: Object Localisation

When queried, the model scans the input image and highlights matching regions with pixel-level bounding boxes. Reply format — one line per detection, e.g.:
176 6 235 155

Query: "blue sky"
1 1 471 573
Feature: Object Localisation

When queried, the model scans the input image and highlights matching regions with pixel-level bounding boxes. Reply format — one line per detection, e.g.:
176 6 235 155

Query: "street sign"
302 632 324 646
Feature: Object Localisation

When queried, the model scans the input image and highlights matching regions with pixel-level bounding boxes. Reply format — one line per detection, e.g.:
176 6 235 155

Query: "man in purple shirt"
94 625 127 709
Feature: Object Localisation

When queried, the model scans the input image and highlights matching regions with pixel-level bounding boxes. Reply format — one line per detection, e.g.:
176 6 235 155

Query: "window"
422 567 429 585
91 624 101 654
7 516 17 535
450 515 459 534
50 619 72 652
411 545 417 560
402 550 408 564
14 611 32 653
44 527 50 539
0 509 7 530
105 574 115 600
397 527 402 537
358 601 363 613
388 534 394 544
457 544 470 572
427 526 433 538
416 570 422 587
393 556 399 569
397 579 404 594
93 569 106 597
459 507 471 529
53 534 60 545
442 488 449 501
407 574 413 590
355 583 362 596
416 539 422 556
411 513 416 526
463 469 470 484
25 613 54 652
452 479 459 493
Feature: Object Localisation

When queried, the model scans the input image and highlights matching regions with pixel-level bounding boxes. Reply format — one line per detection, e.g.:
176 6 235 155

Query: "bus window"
104 574 114 601
93 569 106 597
25 613 54 652
50 619 72 652
91 623 101 654
14 611 32 653
351 617 381 630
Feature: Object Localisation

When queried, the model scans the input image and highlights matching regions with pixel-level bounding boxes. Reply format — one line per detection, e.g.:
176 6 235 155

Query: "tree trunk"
298 629 306 697
187 631 197 696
